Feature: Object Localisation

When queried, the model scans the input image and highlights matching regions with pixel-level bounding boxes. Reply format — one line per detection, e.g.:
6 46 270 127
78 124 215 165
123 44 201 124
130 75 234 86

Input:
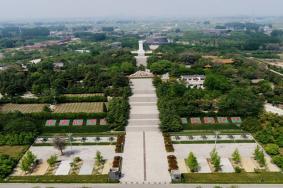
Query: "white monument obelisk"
137 40 145 56
131 40 150 67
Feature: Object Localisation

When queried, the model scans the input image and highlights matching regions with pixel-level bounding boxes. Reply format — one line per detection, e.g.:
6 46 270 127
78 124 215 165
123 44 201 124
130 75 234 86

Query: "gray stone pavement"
121 78 171 184
1 183 283 188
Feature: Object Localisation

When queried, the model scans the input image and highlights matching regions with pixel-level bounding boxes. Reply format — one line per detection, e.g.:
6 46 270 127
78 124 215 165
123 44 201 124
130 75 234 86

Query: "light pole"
67 133 73 153
214 131 220 149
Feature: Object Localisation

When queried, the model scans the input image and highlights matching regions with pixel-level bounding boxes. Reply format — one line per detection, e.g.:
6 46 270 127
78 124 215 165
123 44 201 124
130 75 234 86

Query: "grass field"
53 102 104 113
0 145 28 159
64 93 104 97
180 172 283 184
0 103 46 113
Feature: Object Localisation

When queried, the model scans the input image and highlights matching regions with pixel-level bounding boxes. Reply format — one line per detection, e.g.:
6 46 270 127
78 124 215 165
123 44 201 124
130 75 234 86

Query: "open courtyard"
173 143 280 173
12 145 117 176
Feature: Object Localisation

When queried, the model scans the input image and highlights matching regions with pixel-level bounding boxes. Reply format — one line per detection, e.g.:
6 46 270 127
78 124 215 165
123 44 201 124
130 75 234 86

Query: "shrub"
0 155 16 179
235 166 242 173
210 148 221 172
20 151 37 174
272 155 283 169
254 146 266 167
232 148 241 164
264 144 280 155
47 155 58 167
186 152 199 172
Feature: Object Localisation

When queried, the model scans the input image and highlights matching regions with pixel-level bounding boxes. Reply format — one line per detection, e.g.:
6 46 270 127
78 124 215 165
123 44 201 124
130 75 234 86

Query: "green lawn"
0 145 29 159
180 172 283 184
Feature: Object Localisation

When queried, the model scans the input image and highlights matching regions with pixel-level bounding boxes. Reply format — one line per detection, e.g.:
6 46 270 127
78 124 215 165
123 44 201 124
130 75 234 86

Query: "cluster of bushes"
163 134 174 152
26 112 106 120
0 155 16 179
254 146 266 167
0 95 107 104
115 134 125 153
0 132 36 145
167 155 178 171
263 143 283 170
0 113 39 145
43 125 111 134
242 114 283 147
107 98 129 131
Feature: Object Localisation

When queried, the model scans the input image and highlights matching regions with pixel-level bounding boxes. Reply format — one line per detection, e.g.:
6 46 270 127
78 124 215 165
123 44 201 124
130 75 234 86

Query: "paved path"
121 78 171 184
265 103 283 116
1 183 283 188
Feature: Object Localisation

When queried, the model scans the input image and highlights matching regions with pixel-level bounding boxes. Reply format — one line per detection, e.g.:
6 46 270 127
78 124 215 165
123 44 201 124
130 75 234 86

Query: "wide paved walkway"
121 78 171 184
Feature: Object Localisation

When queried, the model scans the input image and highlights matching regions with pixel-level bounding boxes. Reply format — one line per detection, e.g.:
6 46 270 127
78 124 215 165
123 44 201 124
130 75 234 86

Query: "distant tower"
137 40 145 56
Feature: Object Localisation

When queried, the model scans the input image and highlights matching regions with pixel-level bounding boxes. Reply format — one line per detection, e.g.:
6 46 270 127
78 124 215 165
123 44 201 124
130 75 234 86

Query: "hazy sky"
0 0 283 20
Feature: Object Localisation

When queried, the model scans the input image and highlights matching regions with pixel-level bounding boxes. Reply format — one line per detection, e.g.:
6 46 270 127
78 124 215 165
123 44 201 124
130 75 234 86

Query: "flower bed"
72 119 84 126
163 134 174 152
167 155 178 172
86 119 97 126
217 117 229 124
59 119 70 126
115 134 125 153
45 119 56 126
112 156 122 170
231 117 242 124
190 117 202 124
203 117 215 124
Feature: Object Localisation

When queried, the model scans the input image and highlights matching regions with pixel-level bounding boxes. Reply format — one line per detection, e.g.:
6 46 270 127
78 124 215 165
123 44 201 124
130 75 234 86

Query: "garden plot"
53 102 104 113
173 143 279 173
171 134 254 142
12 145 117 176
34 136 117 145
0 103 46 113
64 93 104 97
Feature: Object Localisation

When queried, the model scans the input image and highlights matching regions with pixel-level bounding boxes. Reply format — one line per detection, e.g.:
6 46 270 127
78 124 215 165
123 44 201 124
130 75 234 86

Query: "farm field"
0 145 28 158
53 102 105 113
63 93 104 97
0 103 46 113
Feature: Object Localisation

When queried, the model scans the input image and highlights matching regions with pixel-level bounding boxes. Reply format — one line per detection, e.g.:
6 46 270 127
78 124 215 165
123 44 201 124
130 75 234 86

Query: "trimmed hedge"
183 123 240 130
4 175 118 183
43 125 111 133
172 140 255 144
0 95 107 104
179 172 283 184
26 112 107 120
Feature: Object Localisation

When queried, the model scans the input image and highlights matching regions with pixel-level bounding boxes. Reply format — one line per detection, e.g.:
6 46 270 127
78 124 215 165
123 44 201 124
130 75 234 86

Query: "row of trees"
106 97 130 131
186 148 241 173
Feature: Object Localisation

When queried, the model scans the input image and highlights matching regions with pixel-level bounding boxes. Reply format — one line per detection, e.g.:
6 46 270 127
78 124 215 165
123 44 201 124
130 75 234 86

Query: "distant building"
110 42 122 49
251 79 264 84
0 64 8 71
53 62 64 70
146 37 169 45
21 64 28 72
75 49 90 53
161 73 170 82
180 75 206 89
30 59 42 64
